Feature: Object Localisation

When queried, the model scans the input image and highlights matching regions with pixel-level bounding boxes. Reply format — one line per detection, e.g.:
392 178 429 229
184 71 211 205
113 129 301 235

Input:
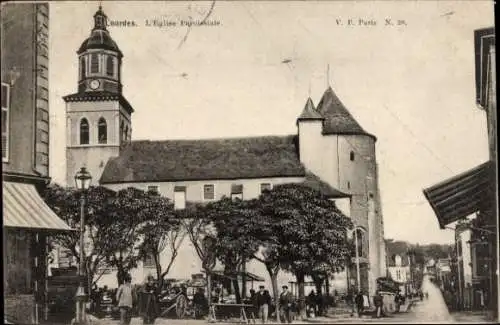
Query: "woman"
138 275 160 325
116 274 135 325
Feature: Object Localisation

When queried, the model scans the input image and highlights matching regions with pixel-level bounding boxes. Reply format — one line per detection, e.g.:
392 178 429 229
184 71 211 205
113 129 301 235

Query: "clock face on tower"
89 79 100 90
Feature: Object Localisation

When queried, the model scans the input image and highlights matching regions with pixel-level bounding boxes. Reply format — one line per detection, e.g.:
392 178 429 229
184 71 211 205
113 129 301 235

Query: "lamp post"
74 167 92 325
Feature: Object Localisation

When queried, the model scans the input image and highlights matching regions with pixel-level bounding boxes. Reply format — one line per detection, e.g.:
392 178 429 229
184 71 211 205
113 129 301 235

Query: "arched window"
90 53 99 73
124 125 129 142
355 229 363 257
106 56 114 77
98 117 107 144
120 121 124 142
350 151 355 161
80 57 86 79
80 118 89 144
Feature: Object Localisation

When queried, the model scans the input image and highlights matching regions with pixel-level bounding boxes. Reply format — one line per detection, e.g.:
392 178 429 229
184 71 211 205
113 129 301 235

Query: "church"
62 6 386 297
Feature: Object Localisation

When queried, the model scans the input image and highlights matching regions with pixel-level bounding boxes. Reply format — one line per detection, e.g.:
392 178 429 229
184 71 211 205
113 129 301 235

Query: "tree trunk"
233 279 242 304
296 272 306 320
241 259 247 299
266 263 280 323
154 253 163 288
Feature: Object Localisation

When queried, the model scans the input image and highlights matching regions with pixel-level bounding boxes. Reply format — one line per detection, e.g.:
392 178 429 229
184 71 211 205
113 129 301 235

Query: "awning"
423 161 494 229
3 181 73 232
203 270 265 282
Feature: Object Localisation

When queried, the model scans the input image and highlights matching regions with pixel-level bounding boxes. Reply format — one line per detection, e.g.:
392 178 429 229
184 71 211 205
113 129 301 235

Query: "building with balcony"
423 26 497 319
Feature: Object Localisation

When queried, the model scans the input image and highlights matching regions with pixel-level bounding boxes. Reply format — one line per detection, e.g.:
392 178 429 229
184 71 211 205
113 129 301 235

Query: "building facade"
387 255 412 296
2 3 72 324
62 6 386 296
423 27 497 319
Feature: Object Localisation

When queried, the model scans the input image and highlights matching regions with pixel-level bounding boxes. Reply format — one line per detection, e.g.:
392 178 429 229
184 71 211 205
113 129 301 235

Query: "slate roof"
99 135 350 199
297 97 323 123
316 87 376 140
100 135 305 183
63 91 134 114
78 29 122 56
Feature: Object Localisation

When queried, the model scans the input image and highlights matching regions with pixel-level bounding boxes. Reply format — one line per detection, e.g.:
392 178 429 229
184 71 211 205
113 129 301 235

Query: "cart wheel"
176 295 187 318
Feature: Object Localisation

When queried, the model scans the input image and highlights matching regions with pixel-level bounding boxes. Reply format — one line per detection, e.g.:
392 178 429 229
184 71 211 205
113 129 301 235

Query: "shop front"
3 181 73 324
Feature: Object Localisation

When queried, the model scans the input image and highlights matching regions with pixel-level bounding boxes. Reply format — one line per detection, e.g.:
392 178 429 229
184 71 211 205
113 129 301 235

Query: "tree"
204 197 262 304
182 203 217 304
136 192 185 288
105 187 158 285
258 184 353 319
42 184 119 291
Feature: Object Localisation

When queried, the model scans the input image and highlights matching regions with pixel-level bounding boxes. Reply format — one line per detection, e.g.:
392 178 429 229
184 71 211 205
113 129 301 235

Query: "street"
79 275 492 325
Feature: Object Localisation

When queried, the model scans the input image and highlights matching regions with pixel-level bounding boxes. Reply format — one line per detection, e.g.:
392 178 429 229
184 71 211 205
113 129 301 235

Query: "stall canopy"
204 270 265 282
3 182 73 231
423 161 494 229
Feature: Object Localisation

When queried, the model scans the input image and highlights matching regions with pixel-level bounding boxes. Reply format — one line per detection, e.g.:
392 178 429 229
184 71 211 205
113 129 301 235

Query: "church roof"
77 7 123 56
63 91 134 114
297 97 324 122
100 135 305 183
316 87 376 140
99 135 350 199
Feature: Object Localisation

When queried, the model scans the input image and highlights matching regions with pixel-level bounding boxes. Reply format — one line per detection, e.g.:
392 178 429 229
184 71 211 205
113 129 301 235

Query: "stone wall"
4 294 35 324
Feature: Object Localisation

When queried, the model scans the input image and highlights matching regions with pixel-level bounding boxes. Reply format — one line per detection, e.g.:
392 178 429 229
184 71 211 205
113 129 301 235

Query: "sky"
49 1 494 245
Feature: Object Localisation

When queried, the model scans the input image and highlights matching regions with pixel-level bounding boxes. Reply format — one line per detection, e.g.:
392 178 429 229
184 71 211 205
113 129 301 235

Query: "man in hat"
256 285 271 323
279 285 293 323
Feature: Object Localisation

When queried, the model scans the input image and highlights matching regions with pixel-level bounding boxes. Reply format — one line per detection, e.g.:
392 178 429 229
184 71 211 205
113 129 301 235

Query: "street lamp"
74 167 92 325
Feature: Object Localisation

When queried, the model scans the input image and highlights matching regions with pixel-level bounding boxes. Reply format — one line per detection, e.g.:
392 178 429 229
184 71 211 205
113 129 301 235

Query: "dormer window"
106 56 114 77
90 53 99 73
350 151 355 161
80 118 89 144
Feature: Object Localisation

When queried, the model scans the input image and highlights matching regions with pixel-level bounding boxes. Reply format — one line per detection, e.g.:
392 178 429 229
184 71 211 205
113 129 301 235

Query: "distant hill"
385 239 454 266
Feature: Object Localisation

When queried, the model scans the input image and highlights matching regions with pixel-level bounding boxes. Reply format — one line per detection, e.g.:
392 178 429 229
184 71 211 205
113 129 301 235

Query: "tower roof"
77 6 122 56
316 87 375 140
297 97 324 123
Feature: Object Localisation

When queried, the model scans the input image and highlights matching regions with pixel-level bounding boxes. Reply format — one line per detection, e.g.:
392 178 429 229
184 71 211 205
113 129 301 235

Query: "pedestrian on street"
116 273 135 325
355 291 364 317
138 275 160 325
395 290 402 313
373 291 383 318
279 285 293 324
256 285 271 323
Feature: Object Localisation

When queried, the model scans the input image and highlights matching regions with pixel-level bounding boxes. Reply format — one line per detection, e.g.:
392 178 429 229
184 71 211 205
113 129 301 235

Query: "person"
394 291 402 313
279 285 293 324
373 291 383 318
307 290 317 317
116 273 135 325
193 288 207 319
354 291 364 317
256 285 271 323
138 275 159 325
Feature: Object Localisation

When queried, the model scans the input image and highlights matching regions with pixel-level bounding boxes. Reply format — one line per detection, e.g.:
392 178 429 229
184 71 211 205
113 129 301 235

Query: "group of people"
249 285 295 323
113 274 160 325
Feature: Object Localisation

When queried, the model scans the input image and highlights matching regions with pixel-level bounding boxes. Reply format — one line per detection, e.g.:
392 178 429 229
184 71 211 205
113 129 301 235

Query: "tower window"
90 53 99 73
355 228 364 257
347 181 351 190
98 117 107 144
80 57 86 79
350 151 355 161
2 83 10 161
106 56 114 77
124 126 129 142
120 121 124 142
80 118 89 144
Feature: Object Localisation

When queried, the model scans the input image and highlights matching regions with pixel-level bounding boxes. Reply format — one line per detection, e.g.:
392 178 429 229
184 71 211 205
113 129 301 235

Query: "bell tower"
63 5 134 186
